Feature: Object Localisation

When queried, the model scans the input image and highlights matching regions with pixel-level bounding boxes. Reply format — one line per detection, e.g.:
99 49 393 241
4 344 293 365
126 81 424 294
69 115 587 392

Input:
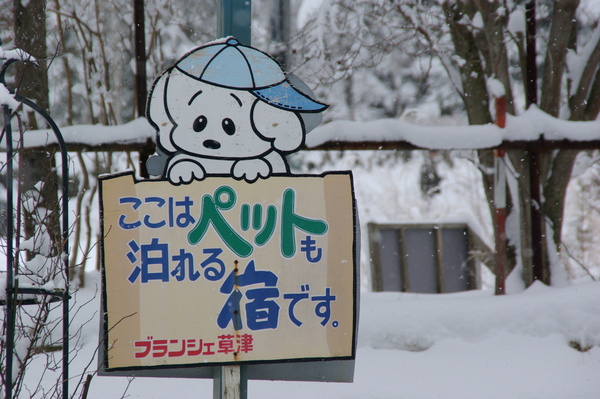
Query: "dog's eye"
222 118 236 136
193 116 207 132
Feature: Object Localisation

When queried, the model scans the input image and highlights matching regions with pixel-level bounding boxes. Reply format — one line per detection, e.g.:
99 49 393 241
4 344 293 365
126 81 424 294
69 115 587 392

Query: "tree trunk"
539 0 580 117
442 1 522 279
14 0 62 265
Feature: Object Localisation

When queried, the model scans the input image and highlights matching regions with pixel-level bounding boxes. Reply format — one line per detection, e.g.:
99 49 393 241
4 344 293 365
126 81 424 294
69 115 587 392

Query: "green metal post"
214 3 251 397
217 0 252 45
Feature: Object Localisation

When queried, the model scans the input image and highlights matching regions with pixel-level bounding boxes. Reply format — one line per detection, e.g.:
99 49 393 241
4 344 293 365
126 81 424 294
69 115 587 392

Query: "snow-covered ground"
4 121 600 398
40 273 600 399
8 148 599 399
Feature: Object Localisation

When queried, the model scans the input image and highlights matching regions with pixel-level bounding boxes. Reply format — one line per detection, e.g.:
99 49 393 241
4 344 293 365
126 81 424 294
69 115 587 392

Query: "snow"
21 273 600 398
0 45 34 108
578 0 600 26
3 2 600 395
507 7 526 37
471 12 483 30
3 39 600 397
487 77 505 99
0 45 34 65
0 117 154 149
306 106 600 150
0 83 19 109
6 103 600 152
4 122 600 398
566 27 600 97
298 0 324 27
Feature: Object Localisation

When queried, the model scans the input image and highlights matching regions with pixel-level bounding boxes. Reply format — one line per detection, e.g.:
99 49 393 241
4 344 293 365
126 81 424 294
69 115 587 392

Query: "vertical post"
4 103 15 399
494 96 507 295
133 0 153 178
133 0 147 118
213 365 248 399
434 227 445 293
525 0 537 108
494 150 507 294
529 150 546 283
399 228 409 292
271 0 290 67
59 117 71 399
214 3 251 398
217 0 252 45
525 0 547 284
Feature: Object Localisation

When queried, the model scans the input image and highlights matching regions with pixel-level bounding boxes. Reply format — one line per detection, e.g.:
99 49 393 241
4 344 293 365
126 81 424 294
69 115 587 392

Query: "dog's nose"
203 140 221 149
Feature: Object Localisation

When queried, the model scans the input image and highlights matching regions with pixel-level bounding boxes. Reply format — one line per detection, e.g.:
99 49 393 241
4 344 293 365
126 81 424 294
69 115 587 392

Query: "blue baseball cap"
175 37 328 113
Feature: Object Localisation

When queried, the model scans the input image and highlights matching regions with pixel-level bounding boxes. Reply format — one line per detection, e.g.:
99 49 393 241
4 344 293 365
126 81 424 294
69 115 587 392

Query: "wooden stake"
214 366 247 399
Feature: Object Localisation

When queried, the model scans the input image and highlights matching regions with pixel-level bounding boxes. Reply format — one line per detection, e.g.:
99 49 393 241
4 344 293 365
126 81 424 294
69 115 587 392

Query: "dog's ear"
147 71 177 153
251 99 304 152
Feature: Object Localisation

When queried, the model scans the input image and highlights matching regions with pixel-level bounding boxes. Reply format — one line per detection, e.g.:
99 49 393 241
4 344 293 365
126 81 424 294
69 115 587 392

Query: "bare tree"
295 0 600 287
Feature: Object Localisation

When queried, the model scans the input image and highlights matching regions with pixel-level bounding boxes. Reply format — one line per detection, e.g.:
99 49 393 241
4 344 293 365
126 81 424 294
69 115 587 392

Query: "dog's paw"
232 159 271 182
167 160 205 184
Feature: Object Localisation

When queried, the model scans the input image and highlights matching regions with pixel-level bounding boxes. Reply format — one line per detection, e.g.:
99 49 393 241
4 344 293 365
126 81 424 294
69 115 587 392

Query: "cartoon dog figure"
146 37 328 184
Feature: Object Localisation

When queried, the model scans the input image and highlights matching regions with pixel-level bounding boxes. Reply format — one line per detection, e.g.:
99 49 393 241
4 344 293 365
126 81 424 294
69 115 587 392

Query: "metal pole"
525 0 547 285
529 149 546 283
525 0 537 108
59 108 71 399
4 103 15 399
133 0 147 118
217 0 252 45
134 0 152 178
214 3 251 398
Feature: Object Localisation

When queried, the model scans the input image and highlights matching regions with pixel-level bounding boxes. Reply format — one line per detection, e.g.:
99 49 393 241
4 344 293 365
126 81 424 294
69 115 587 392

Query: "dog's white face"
160 70 303 159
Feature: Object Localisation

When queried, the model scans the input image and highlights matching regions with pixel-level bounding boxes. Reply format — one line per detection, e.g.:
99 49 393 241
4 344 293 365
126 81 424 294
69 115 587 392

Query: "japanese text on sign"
100 174 356 369
118 185 328 259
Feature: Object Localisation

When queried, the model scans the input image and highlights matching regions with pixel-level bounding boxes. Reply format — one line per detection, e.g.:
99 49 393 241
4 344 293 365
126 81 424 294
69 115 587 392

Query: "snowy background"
16 145 600 398
2 0 600 397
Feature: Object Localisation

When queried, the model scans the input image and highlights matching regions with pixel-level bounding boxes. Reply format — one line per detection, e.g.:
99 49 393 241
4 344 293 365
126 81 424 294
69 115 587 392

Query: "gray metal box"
369 223 490 293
